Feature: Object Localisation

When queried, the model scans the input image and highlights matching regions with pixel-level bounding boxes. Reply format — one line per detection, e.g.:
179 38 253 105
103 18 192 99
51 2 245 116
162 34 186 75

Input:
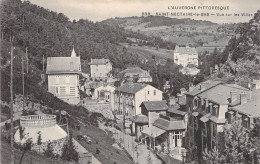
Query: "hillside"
102 16 234 48
220 10 260 77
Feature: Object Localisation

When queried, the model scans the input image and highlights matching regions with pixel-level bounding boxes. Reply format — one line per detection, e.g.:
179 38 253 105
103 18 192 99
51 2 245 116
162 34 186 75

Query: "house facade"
132 101 168 138
173 45 198 67
227 88 260 136
90 58 112 79
114 83 163 118
184 80 249 159
119 66 152 83
46 48 81 105
93 84 116 110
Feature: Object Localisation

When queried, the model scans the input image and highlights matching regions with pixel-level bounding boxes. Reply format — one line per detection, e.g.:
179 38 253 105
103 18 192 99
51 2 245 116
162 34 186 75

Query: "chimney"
200 97 204 107
189 82 194 92
199 84 205 90
177 93 182 104
180 88 187 95
169 97 176 106
205 98 209 108
240 92 247 104
230 90 237 103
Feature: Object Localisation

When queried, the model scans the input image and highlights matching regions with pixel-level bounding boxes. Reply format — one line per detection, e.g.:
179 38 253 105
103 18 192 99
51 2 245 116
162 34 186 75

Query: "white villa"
46 48 81 105
173 45 198 67
89 58 112 79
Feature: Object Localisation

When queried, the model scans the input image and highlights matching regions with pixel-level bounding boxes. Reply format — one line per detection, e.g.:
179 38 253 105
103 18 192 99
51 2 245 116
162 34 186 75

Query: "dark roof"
89 58 110 65
120 67 146 74
231 89 260 117
131 114 148 124
117 83 148 94
153 117 186 131
174 45 198 55
120 66 151 78
140 101 168 111
46 57 81 74
185 80 223 96
198 84 249 105
167 104 186 115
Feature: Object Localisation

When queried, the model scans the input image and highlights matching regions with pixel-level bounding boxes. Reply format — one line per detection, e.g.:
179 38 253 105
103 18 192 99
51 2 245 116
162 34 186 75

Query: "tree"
203 148 224 164
61 132 79 162
222 118 250 163
43 141 55 158
37 131 42 145
18 138 33 164
203 118 251 164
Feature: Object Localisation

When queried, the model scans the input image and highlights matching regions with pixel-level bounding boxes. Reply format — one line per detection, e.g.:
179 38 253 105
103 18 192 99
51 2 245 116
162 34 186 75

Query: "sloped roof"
153 117 186 131
121 67 145 74
185 80 223 96
174 46 198 55
46 57 81 74
140 100 168 111
131 114 148 123
89 58 110 65
142 125 166 137
198 84 249 105
231 89 260 117
117 83 148 94
167 104 186 115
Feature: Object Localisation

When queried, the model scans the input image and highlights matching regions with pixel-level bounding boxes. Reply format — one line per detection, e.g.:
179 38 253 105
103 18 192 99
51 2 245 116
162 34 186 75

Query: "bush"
96 148 100 154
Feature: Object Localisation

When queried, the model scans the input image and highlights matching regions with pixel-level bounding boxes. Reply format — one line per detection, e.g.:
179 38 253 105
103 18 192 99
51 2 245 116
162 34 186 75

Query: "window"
140 126 143 132
70 62 74 71
148 91 150 95
66 76 69 84
55 76 59 84
154 90 156 95
56 87 59 94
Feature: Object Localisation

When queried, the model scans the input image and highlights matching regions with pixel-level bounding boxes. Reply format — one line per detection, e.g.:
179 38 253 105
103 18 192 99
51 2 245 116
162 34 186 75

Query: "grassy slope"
120 43 173 62
1 136 63 164
71 125 133 164
105 17 230 46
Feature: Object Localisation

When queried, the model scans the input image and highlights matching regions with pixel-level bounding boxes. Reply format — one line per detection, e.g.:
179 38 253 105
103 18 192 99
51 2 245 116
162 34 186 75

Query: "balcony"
20 115 56 128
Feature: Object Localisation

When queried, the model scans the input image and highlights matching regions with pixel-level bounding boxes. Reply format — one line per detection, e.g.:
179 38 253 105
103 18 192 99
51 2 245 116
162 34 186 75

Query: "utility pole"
22 56 25 114
10 38 15 164
42 55 45 72
26 47 28 73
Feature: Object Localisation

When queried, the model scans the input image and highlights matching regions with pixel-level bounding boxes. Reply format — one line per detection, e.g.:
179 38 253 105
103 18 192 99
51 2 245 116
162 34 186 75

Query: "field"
120 43 174 61
71 124 133 164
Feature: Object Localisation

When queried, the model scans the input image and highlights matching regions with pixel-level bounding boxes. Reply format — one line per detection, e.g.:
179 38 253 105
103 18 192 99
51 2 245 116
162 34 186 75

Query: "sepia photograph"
0 0 260 163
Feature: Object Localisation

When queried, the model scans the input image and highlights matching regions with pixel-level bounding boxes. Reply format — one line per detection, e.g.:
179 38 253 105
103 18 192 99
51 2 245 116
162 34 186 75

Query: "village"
2 42 260 164
1 0 260 164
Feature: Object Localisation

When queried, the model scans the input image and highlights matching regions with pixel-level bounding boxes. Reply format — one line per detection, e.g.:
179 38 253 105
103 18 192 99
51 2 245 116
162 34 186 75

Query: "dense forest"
1 0 176 70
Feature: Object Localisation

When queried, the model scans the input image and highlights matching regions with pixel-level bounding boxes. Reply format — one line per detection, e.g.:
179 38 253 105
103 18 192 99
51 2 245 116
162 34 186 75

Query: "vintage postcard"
1 0 259 163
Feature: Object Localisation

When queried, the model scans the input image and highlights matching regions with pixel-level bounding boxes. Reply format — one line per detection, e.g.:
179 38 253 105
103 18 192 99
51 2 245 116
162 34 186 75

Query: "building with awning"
141 125 167 150
141 114 186 151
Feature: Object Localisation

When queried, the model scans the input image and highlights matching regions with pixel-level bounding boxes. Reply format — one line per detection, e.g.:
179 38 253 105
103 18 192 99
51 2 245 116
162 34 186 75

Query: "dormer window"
213 105 218 116
70 62 74 71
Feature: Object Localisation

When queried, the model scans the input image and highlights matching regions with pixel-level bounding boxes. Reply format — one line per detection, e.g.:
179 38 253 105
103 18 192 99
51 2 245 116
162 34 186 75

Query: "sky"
28 0 260 24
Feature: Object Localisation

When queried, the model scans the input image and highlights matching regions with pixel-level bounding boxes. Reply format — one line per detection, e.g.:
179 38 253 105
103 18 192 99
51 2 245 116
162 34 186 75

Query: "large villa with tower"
46 48 81 105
